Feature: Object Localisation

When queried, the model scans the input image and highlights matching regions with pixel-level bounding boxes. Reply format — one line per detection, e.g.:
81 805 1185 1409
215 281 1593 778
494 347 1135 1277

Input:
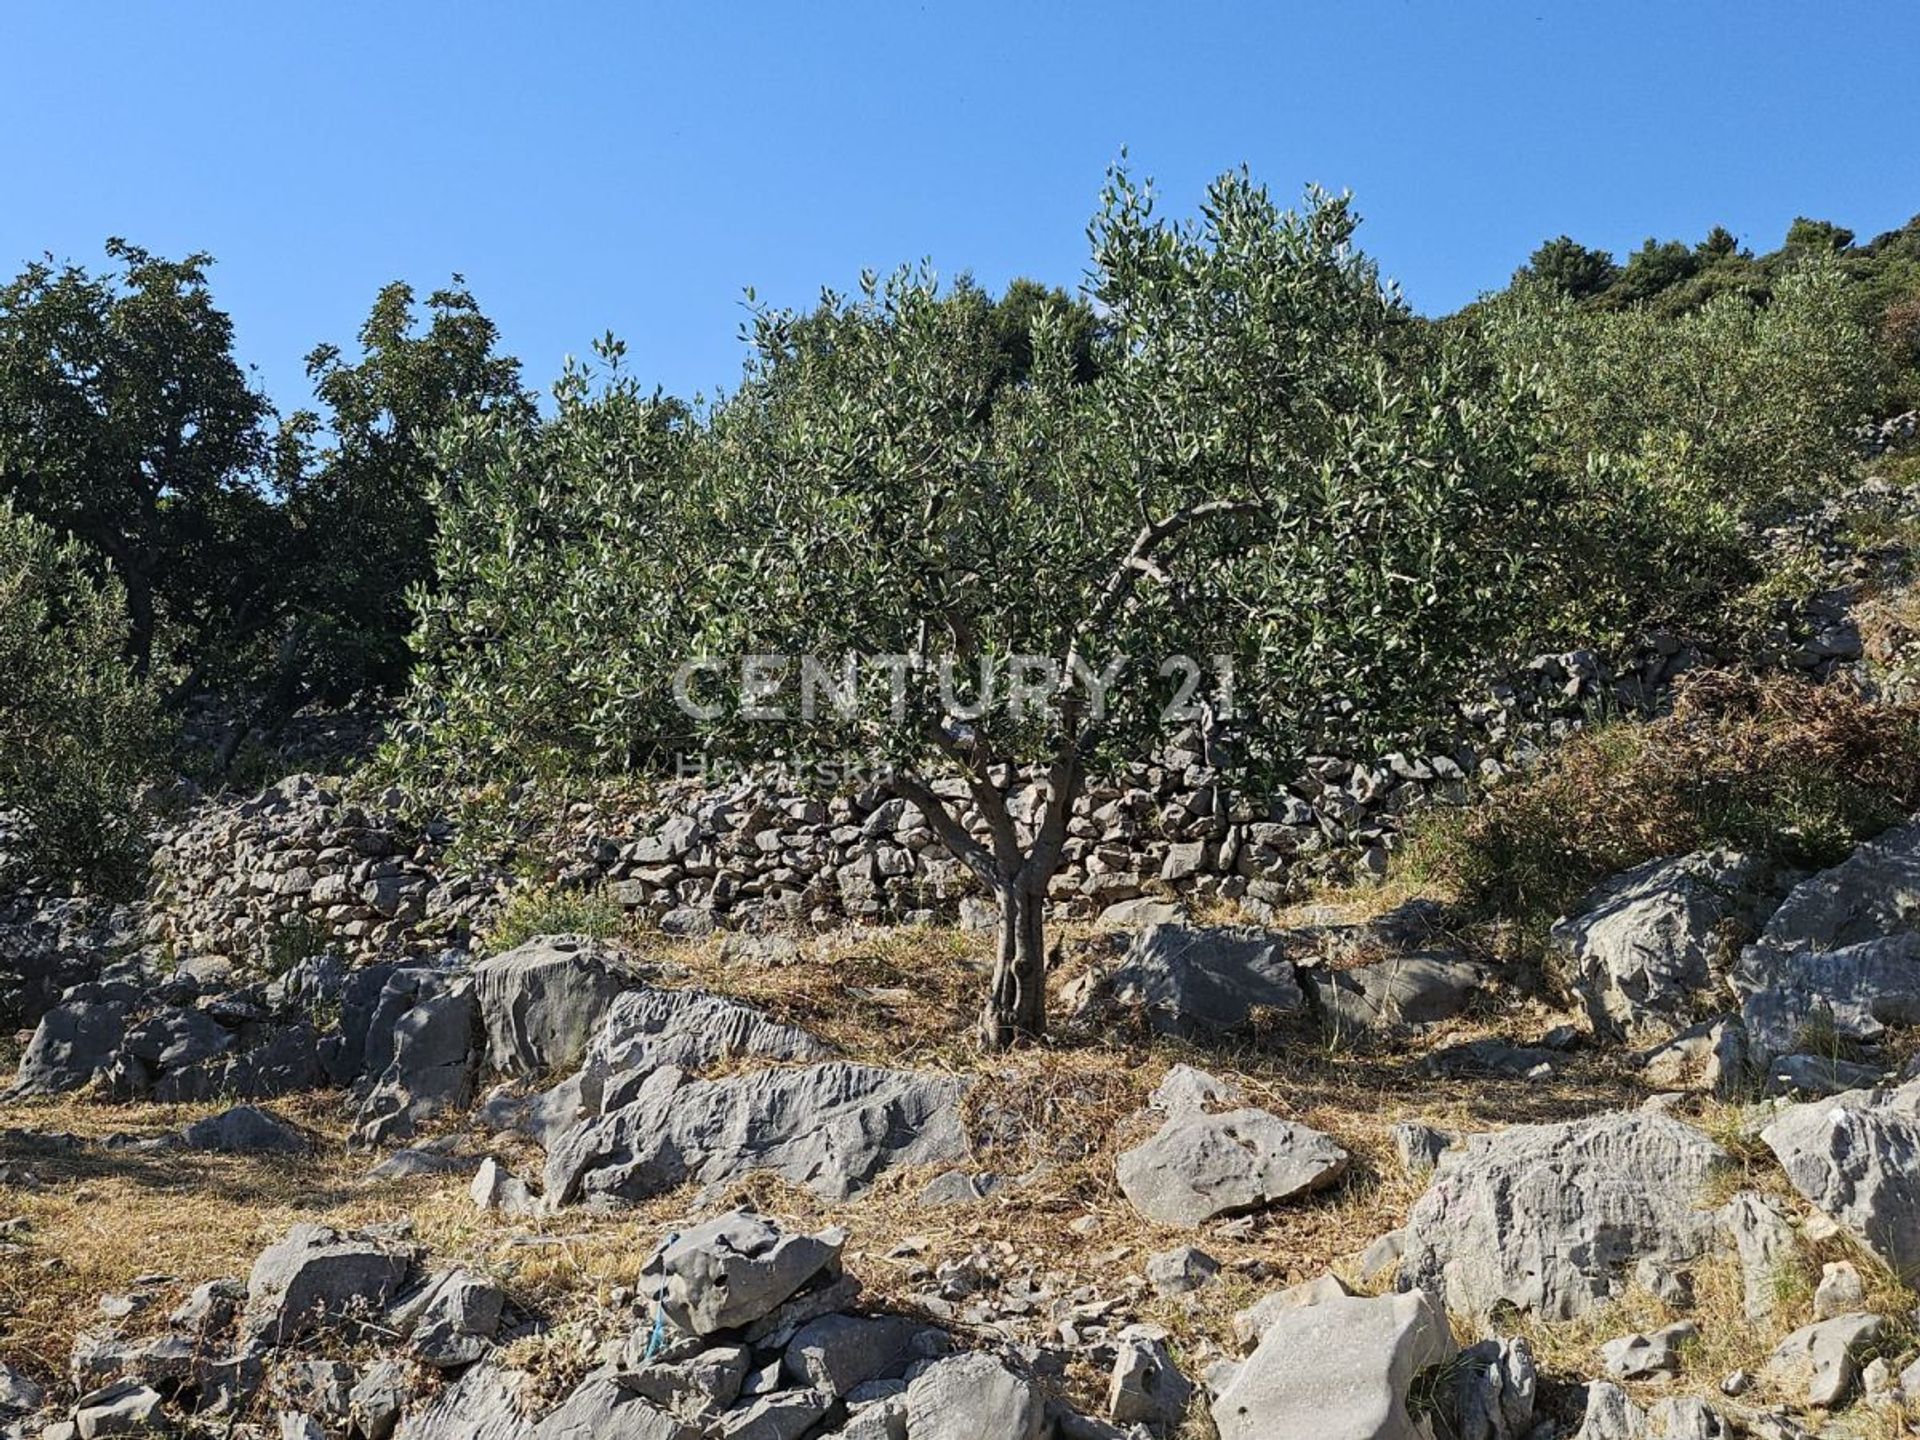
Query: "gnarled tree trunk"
981 880 1049 1050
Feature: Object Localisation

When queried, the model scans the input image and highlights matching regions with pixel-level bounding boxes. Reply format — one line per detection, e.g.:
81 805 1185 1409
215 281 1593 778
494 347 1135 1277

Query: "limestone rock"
1760 1079 1920 1276
1453 1337 1535 1440
640 1213 844 1336
1554 850 1760 1043
901 1353 1044 1440
781 1314 917 1397
1107 1334 1191 1430
243 1223 411 1344
7 983 136 1097
1764 1312 1884 1408
1716 1191 1797 1324
575 986 829 1115
1094 924 1304 1036
1399 1111 1727 1320
181 1104 309 1154
353 970 480 1147
472 936 643 1075
1211 1289 1454 1440
1308 954 1488 1034
545 1063 966 1209
1117 1107 1349 1227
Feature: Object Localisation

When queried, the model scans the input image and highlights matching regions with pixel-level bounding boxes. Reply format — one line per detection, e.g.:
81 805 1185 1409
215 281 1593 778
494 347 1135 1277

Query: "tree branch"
888 768 999 888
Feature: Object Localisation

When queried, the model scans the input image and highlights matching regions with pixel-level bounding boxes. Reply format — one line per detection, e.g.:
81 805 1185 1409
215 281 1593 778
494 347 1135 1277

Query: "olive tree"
396 171 1563 1049
0 499 167 891
686 172 1559 1047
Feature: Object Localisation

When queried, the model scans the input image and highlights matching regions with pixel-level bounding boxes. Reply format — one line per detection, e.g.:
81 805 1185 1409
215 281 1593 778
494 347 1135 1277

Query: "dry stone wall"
143 643 1718 968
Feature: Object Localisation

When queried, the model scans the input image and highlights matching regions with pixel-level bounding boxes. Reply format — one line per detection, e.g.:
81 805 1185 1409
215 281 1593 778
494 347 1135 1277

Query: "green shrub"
482 883 627 955
1482 256 1881 525
0 500 169 893
1401 670 1920 938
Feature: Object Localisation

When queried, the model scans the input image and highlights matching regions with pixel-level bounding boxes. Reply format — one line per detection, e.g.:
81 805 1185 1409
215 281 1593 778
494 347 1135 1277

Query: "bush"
482 883 627 955
1401 670 1920 936
0 501 169 891
1483 257 1881 524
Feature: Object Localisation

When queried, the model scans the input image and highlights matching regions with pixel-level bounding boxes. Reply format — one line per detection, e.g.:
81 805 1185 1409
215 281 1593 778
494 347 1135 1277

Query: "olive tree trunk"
981 879 1050 1050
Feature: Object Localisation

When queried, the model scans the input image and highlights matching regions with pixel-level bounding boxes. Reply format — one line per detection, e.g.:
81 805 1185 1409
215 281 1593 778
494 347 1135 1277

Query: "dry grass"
0 916 1873 1430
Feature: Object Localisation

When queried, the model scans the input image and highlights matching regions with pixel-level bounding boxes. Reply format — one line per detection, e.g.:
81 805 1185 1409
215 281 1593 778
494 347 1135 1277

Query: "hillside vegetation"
5 171 1920 1440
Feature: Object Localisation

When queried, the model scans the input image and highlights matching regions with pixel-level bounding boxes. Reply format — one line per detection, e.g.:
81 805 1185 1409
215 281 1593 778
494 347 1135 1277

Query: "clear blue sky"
6 2 1916 411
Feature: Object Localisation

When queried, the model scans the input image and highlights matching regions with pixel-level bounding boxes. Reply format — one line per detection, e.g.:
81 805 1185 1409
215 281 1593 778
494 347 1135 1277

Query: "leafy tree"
395 173 1569 1048
1519 236 1619 301
277 279 531 705
985 276 1102 386
1604 238 1703 308
0 500 167 891
1695 226 1743 263
0 241 272 679
1476 255 1881 639
1785 217 1854 253
384 340 699 803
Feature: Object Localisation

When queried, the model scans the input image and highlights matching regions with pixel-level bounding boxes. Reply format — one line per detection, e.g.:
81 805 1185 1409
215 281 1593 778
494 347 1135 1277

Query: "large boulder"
243 1223 412 1344
640 1213 844 1336
1763 1313 1885 1408
1744 819 1920 961
1307 954 1489 1034
1091 924 1305 1036
1760 1078 1920 1278
1117 1108 1349 1227
576 986 829 1114
544 1062 966 1209
394 1364 527 1440
1552 850 1763 1042
472 936 644 1075
902 1352 1045 1440
1211 1289 1455 1440
532 1374 697 1440
354 970 481 1147
181 1104 310 1154
1398 1111 1727 1320
1737 934 1920 1063
7 981 138 1096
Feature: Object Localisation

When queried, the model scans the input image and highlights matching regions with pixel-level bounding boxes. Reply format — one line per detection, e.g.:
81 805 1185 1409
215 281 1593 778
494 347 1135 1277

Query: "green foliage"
1401 671 1920 938
1605 237 1703 309
277 280 532 704
0 499 169 891
1785 217 1855 253
1518 236 1619 300
483 884 627 954
380 345 702 797
1475 257 1880 642
0 240 275 681
389 170 1587 1042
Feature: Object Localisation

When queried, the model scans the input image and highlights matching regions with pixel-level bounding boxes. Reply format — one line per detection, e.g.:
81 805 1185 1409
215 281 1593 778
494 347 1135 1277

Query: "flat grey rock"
243 1222 411 1345
1764 1312 1885 1408
640 1213 843 1336
1738 933 1920 1063
577 986 828 1115
181 1104 309 1154
473 936 644 1075
353 970 481 1147
1211 1289 1454 1440
1308 953 1488 1034
1553 849 1762 1043
902 1352 1044 1440
1093 924 1304 1036
1117 1107 1348 1227
1761 1078 1920 1276
1399 1111 1727 1320
545 1062 965 1209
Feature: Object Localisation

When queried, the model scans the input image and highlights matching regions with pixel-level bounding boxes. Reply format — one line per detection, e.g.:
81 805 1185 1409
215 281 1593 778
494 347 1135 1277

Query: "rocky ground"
9 809 1920 1438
